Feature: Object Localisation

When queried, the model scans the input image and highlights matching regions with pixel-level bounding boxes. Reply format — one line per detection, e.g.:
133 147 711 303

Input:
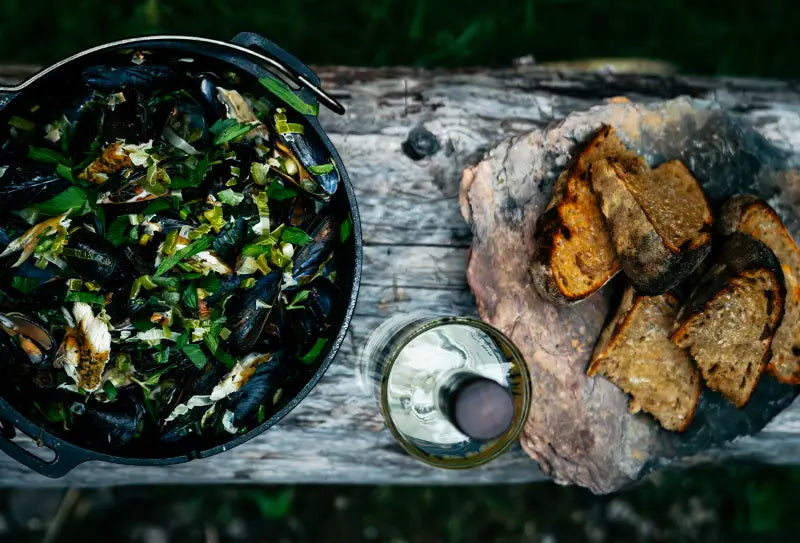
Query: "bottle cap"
444 375 514 441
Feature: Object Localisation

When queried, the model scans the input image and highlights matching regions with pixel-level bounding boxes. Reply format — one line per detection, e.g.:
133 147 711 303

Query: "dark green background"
1 0 799 77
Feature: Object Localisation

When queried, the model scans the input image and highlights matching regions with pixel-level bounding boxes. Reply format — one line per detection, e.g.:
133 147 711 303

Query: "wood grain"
1 64 800 487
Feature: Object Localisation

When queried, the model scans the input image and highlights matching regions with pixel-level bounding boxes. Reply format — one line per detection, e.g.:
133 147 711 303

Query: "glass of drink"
359 313 531 468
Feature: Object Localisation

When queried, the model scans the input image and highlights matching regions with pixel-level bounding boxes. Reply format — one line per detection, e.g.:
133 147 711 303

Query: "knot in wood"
402 125 440 160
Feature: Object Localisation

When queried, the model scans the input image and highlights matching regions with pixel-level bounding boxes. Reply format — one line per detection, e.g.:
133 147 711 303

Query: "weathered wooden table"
2 64 800 487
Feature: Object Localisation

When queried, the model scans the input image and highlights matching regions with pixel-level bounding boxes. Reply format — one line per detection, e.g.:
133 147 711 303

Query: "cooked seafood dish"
0 49 353 452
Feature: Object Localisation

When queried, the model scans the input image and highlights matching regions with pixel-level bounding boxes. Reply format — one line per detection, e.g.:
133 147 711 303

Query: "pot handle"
231 32 345 115
0 413 93 478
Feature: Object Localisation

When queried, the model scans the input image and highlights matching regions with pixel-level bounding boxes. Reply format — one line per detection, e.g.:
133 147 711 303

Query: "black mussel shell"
228 272 282 354
163 100 211 153
101 89 151 145
194 73 226 124
76 395 145 448
212 216 247 262
0 163 71 211
82 64 177 93
292 216 338 283
271 109 339 195
227 355 290 427
64 229 133 287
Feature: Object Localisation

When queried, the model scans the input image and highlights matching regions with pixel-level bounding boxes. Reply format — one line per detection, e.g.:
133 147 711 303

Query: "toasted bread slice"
718 195 800 384
588 285 701 432
531 126 632 305
671 234 786 407
590 154 713 295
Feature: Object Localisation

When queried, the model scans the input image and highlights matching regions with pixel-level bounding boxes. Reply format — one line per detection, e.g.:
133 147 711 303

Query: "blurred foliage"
3 465 800 542
0 0 799 76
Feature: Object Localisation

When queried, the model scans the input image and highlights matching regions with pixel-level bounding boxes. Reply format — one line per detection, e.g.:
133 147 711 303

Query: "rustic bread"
671 234 786 407
590 153 713 295
531 126 634 304
588 284 701 432
718 195 800 384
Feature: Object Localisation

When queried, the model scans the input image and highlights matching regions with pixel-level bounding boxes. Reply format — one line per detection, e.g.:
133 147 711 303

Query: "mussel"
76 395 145 448
285 278 340 354
82 64 177 93
226 353 289 427
101 89 151 145
292 216 338 284
228 271 282 354
163 100 210 155
63 229 133 287
0 312 56 367
0 163 71 211
271 108 339 196
212 217 248 262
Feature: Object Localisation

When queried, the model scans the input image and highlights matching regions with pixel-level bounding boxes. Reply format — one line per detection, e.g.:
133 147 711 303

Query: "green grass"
1 0 799 76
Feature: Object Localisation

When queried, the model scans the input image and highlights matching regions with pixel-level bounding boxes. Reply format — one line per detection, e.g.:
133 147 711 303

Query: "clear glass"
358 313 530 469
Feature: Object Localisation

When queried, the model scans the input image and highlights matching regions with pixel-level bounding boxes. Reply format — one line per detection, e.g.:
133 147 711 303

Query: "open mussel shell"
271 109 339 196
285 278 341 354
292 215 338 284
228 271 282 354
102 89 151 145
163 100 211 155
0 312 56 368
226 354 290 427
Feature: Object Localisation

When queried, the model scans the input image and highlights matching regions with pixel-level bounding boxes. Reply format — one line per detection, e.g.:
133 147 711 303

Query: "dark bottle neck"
437 371 514 441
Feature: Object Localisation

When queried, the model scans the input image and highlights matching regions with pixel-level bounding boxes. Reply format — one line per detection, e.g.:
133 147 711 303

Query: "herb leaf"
210 119 256 145
266 182 297 201
181 344 208 369
286 289 310 310
102 381 118 401
155 236 212 277
106 216 130 247
143 199 172 215
340 215 353 242
299 337 329 364
11 276 39 294
56 164 75 183
258 77 319 116
28 146 68 165
308 162 335 176
65 291 105 304
182 285 198 309
281 226 312 246
31 186 88 217
217 189 245 206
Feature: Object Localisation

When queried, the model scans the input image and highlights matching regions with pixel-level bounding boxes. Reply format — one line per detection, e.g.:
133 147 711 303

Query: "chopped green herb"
106 216 130 247
258 78 319 116
31 186 88 217
217 189 245 206
286 289 310 310
34 401 66 423
299 337 329 364
196 274 221 291
281 226 312 246
214 348 237 368
203 206 226 232
210 119 256 145
257 405 267 424
340 215 353 242
143 199 172 215
181 344 208 369
266 181 297 201
308 162 335 176
155 236 212 277
102 381 118 401
142 163 170 196
182 285 198 309
28 146 68 165
8 116 35 131
56 164 75 183
157 347 171 365
65 291 105 305
11 276 39 295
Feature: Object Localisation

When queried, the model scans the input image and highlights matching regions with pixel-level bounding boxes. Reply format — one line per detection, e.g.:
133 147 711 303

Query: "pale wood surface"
1 63 800 486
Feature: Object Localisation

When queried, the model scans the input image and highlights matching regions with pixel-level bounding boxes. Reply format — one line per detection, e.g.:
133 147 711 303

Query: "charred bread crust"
718 195 800 384
590 155 713 296
531 126 624 305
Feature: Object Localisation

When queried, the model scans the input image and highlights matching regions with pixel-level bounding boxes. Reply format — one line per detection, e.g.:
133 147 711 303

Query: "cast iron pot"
0 32 362 477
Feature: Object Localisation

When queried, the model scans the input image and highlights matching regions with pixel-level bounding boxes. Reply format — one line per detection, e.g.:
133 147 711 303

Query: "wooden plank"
1 63 800 486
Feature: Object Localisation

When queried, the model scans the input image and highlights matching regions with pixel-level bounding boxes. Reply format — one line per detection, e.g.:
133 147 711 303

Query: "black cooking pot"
0 33 361 477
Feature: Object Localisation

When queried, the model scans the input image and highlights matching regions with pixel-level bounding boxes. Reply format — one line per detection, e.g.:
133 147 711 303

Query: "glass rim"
377 315 531 469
